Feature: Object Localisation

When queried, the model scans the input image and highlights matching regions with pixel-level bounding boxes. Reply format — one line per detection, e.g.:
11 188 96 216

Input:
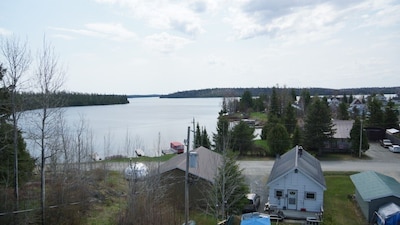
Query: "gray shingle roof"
159 146 222 183
267 146 326 189
332 119 354 139
350 171 400 201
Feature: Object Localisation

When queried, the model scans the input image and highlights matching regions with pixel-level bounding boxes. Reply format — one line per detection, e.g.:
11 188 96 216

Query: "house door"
287 190 298 210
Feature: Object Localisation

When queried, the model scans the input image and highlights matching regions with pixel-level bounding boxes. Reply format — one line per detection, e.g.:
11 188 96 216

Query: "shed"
350 171 400 223
266 146 326 212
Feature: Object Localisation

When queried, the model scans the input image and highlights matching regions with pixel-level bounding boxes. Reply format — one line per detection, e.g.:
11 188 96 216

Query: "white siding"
267 170 324 212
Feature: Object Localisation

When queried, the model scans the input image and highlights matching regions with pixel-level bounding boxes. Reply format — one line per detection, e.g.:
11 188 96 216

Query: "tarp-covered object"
376 203 400 225
240 213 271 225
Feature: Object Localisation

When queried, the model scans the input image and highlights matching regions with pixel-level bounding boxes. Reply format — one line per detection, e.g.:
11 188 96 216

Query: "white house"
266 146 326 212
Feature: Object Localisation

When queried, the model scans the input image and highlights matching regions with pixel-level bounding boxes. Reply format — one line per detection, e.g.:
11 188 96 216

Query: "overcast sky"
1 0 399 95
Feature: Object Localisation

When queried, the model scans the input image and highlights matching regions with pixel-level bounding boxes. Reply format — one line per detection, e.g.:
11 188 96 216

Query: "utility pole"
184 126 190 225
359 119 363 158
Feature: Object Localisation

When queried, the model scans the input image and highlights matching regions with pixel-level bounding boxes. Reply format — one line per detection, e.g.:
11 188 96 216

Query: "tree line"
160 86 400 98
17 92 129 111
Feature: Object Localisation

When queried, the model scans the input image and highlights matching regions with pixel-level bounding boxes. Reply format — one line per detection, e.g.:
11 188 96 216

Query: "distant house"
350 171 400 223
324 119 354 152
266 146 326 212
374 94 388 106
158 146 222 208
349 98 367 116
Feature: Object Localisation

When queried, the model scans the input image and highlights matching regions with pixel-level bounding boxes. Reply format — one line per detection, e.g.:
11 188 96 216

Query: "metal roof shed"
350 171 400 223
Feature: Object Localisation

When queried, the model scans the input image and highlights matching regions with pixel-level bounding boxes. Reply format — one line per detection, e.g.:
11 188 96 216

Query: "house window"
275 190 283 198
305 192 316 200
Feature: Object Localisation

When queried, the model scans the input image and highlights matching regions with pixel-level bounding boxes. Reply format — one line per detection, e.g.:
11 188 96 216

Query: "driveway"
239 142 400 211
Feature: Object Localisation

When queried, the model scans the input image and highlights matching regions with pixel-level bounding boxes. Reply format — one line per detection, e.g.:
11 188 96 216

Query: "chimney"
298 145 303 157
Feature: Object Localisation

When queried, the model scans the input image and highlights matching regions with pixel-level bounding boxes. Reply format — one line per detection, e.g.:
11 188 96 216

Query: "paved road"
238 142 400 210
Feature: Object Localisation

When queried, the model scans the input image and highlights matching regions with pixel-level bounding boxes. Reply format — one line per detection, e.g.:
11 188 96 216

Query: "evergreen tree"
195 123 202 148
300 89 311 114
292 125 303 146
349 118 369 156
261 115 280 140
367 97 384 127
212 112 230 152
230 121 255 155
205 151 249 218
0 64 11 121
342 94 348 104
240 90 253 113
267 123 290 156
201 127 211 149
269 87 280 118
349 94 354 104
0 123 35 185
283 102 296 135
290 88 297 102
253 94 266 112
303 97 335 154
338 102 350 120
383 100 399 129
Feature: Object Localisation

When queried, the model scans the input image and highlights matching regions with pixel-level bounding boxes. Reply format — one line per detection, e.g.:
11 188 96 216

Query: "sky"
0 0 399 95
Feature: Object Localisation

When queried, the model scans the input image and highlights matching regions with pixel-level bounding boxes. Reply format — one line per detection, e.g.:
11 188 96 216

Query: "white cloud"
0 27 12 36
225 0 400 44
94 0 216 37
144 32 192 54
50 23 136 41
85 23 136 40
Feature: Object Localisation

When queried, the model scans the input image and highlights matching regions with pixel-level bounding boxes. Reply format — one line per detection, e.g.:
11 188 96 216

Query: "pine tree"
269 87 280 118
349 118 369 156
338 102 349 120
195 123 202 148
205 150 249 218
201 127 211 149
383 100 399 129
292 125 303 146
230 121 255 155
267 123 290 156
284 102 296 135
303 97 335 154
212 112 230 152
367 97 384 127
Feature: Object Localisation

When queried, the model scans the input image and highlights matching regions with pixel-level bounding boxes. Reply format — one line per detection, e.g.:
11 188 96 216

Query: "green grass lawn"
321 172 365 225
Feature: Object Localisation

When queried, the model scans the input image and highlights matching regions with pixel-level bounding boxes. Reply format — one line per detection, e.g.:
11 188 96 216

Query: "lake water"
23 97 223 158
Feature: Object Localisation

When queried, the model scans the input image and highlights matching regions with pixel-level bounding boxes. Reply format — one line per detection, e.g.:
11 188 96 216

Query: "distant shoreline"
134 86 400 98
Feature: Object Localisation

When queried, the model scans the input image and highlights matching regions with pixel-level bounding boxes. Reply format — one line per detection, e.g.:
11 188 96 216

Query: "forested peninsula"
18 92 129 110
160 87 400 98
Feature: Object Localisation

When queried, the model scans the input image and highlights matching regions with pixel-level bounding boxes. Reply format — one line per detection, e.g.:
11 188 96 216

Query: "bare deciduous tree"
1 36 31 213
29 37 65 225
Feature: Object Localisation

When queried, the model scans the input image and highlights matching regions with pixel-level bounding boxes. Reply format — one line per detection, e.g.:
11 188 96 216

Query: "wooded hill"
160 87 400 98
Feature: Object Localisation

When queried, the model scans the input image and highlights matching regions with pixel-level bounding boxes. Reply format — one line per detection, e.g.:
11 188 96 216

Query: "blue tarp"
377 203 400 225
240 213 271 225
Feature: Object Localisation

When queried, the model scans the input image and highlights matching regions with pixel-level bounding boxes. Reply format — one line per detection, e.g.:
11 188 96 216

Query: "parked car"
380 139 392 148
242 193 261 214
389 145 400 153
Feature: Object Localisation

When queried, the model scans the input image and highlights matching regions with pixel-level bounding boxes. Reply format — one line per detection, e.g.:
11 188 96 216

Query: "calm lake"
23 97 223 158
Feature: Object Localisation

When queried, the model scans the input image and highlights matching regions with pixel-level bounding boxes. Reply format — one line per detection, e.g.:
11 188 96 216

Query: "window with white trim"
305 192 316 200
275 190 283 198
